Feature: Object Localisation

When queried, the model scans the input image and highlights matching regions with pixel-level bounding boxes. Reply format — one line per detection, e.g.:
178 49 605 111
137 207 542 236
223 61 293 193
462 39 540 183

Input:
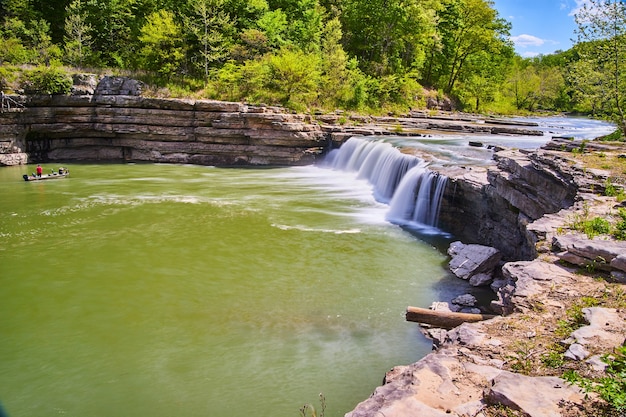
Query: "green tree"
425 0 511 93
186 0 235 82
2 0 72 44
505 59 541 111
568 55 605 114
341 0 440 76
230 28 270 62
1 0 41 24
504 59 565 112
264 48 320 109
82 0 139 67
256 9 289 49
458 48 512 111
318 17 350 107
574 0 626 134
227 0 269 29
63 0 93 67
138 10 186 80
237 48 320 109
283 0 324 52
0 15 61 64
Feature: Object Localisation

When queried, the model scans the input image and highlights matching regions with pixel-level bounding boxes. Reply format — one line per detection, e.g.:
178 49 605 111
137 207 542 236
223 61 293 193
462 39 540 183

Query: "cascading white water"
324 137 447 229
386 164 448 227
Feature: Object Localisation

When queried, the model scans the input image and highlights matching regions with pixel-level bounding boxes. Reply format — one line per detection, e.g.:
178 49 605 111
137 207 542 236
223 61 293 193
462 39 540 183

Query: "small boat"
23 168 70 182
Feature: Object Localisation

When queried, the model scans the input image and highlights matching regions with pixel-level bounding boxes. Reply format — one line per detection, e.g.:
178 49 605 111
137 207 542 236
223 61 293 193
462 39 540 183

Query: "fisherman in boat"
36 164 42 177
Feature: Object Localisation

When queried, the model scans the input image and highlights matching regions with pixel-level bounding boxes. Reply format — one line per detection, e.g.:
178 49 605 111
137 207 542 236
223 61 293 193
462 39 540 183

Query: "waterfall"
324 137 447 229
386 165 448 227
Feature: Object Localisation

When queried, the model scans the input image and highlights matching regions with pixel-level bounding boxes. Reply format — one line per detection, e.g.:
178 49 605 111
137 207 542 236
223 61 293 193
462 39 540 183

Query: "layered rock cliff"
436 147 614 261
2 97 329 167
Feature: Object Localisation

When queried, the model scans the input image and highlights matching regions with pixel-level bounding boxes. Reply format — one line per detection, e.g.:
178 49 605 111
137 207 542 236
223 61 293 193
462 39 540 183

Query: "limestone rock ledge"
347 348 584 417
1 94 329 166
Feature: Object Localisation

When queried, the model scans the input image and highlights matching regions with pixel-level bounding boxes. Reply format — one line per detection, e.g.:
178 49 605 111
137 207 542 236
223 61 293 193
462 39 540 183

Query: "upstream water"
0 163 461 417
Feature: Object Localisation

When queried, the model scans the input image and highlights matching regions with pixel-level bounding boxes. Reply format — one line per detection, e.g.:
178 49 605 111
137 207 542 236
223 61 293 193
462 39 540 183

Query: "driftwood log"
406 306 496 329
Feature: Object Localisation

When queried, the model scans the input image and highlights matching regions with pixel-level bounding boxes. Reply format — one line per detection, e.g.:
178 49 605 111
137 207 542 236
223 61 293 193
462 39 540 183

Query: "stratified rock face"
438 168 533 261
436 147 612 261
0 111 28 165
22 94 326 166
2 77 327 167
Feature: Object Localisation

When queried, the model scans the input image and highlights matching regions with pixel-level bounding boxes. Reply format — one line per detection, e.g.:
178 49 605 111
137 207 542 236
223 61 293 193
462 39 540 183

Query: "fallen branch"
406 306 496 329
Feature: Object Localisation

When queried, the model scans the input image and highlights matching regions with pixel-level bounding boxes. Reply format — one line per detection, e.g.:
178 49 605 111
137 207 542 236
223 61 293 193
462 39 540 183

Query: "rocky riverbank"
347 139 626 416
2 75 625 416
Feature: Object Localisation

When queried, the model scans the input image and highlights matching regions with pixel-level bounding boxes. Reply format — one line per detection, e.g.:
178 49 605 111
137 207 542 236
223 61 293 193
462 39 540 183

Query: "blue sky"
491 0 588 57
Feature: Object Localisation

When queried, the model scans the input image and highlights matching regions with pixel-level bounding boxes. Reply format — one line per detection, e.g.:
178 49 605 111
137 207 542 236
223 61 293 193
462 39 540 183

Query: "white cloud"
510 34 545 48
521 51 541 58
569 0 593 16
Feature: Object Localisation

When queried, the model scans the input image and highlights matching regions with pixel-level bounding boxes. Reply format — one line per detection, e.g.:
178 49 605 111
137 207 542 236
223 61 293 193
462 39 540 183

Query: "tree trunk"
405 306 496 329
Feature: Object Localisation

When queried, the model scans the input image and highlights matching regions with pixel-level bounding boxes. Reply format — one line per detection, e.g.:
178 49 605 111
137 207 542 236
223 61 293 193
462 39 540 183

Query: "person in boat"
36 164 42 177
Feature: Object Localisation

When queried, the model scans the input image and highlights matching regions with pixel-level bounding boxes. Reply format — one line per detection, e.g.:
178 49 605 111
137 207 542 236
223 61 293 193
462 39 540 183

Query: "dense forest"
0 0 625 135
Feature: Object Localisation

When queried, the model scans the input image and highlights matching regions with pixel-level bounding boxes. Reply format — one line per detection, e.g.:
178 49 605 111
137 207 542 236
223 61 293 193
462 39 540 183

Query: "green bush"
614 208 626 240
565 345 626 412
576 216 611 239
0 37 35 64
20 66 72 95
598 129 625 142
0 65 19 92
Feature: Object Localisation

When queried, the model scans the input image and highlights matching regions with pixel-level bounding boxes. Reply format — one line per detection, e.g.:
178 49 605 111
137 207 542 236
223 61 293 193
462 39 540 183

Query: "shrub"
598 129 625 142
614 208 626 240
20 66 72 95
565 345 626 413
0 37 35 64
604 179 625 201
0 65 20 92
571 215 611 239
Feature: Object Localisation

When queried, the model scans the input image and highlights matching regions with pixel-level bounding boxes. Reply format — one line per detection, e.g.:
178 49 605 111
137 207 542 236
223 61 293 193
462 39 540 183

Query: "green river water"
0 162 460 417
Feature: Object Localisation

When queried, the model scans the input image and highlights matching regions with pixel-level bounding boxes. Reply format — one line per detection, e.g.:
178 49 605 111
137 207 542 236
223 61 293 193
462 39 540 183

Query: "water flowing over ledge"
322 137 448 232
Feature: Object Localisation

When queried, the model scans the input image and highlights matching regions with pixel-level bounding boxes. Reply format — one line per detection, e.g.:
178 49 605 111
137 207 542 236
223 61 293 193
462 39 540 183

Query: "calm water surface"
0 163 460 417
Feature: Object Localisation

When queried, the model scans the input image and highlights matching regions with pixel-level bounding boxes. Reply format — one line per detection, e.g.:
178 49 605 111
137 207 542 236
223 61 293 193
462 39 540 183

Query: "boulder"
553 234 626 271
469 272 494 287
448 241 501 284
492 260 574 315
564 343 590 361
611 254 626 273
486 372 583 417
567 307 626 348
451 294 477 307
94 76 143 96
71 73 100 95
